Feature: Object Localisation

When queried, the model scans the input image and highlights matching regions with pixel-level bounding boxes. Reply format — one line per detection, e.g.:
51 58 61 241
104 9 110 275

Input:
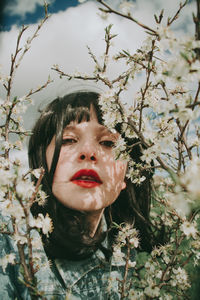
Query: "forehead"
63 119 115 135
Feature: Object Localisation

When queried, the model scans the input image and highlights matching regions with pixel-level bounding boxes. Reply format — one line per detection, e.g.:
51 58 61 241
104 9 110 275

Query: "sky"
0 0 79 31
0 0 197 132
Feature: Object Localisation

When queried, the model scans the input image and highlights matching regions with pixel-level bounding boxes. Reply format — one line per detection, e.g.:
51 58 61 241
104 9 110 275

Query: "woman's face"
46 106 127 212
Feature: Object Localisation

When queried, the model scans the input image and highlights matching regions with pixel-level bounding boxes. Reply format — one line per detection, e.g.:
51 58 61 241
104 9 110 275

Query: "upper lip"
71 169 102 183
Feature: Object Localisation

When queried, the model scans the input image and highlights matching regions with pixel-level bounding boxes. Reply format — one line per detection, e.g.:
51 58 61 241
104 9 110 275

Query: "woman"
0 90 152 299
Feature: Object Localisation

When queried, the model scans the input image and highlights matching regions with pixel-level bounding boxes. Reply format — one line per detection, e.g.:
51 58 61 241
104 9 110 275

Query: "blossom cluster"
53 1 200 298
113 223 139 262
0 5 52 298
0 157 52 252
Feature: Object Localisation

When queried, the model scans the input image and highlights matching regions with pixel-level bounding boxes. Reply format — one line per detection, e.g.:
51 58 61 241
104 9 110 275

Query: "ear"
121 180 126 190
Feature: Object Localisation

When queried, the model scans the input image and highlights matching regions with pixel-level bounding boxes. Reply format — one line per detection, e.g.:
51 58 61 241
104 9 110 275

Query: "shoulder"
0 230 30 299
52 250 132 299
0 215 18 261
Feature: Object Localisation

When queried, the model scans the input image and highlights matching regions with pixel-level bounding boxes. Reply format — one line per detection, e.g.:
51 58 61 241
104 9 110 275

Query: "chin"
65 201 107 212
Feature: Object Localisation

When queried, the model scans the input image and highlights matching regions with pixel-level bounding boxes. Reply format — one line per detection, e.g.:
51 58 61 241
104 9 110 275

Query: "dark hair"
28 91 153 260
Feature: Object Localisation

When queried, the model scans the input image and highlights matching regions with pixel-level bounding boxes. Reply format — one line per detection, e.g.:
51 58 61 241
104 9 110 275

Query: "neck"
86 209 104 237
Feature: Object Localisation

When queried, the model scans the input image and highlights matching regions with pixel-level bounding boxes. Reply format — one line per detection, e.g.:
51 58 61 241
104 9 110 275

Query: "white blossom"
31 236 43 250
16 179 35 200
128 289 144 299
14 140 22 150
36 189 48 206
156 24 175 40
99 90 124 130
113 136 129 161
166 191 191 217
129 236 139 248
0 168 15 186
145 261 156 274
180 157 200 202
0 253 16 272
180 221 197 238
29 213 53 236
171 267 190 290
119 1 134 15
31 168 42 179
128 260 136 268
144 284 160 298
0 189 5 201
112 247 125 265
0 199 24 222
13 233 27 245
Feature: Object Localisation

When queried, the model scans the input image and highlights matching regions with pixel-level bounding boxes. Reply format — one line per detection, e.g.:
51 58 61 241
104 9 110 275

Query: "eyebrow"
63 125 79 132
63 124 117 136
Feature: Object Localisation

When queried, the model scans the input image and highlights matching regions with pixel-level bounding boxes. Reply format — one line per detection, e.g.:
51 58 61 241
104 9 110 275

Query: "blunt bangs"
61 91 103 128
42 91 103 145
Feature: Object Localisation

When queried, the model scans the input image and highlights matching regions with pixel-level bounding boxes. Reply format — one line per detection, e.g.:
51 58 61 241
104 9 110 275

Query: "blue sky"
0 0 196 32
0 0 80 31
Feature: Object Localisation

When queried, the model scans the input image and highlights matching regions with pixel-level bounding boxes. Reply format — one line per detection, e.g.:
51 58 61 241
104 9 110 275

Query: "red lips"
71 169 102 188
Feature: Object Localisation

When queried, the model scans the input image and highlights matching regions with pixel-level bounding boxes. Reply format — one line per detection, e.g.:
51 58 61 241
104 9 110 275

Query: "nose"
79 153 96 161
78 141 97 163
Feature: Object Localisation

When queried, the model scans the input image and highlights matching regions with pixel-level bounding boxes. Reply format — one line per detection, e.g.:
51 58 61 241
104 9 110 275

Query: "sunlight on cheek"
81 185 122 210
80 188 106 210
52 177 125 211
52 183 109 211
115 160 127 176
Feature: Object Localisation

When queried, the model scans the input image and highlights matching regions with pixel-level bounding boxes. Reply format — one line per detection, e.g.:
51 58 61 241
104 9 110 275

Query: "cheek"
114 159 127 178
115 161 127 189
107 159 127 191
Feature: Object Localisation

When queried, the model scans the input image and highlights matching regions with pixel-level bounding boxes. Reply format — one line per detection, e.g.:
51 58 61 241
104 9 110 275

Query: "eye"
100 140 115 148
62 138 77 145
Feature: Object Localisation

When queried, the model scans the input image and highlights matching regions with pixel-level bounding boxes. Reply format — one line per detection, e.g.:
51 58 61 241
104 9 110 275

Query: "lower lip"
71 180 101 188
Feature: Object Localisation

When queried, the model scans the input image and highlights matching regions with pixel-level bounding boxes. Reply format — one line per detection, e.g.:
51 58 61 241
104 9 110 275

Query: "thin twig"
29 168 45 205
96 0 157 35
193 0 200 59
191 81 200 109
120 240 132 299
167 0 188 25
139 40 155 132
87 45 102 72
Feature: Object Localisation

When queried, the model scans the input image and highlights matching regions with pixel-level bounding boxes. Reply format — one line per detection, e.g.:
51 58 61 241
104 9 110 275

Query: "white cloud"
0 0 196 130
133 0 195 34
4 0 55 17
